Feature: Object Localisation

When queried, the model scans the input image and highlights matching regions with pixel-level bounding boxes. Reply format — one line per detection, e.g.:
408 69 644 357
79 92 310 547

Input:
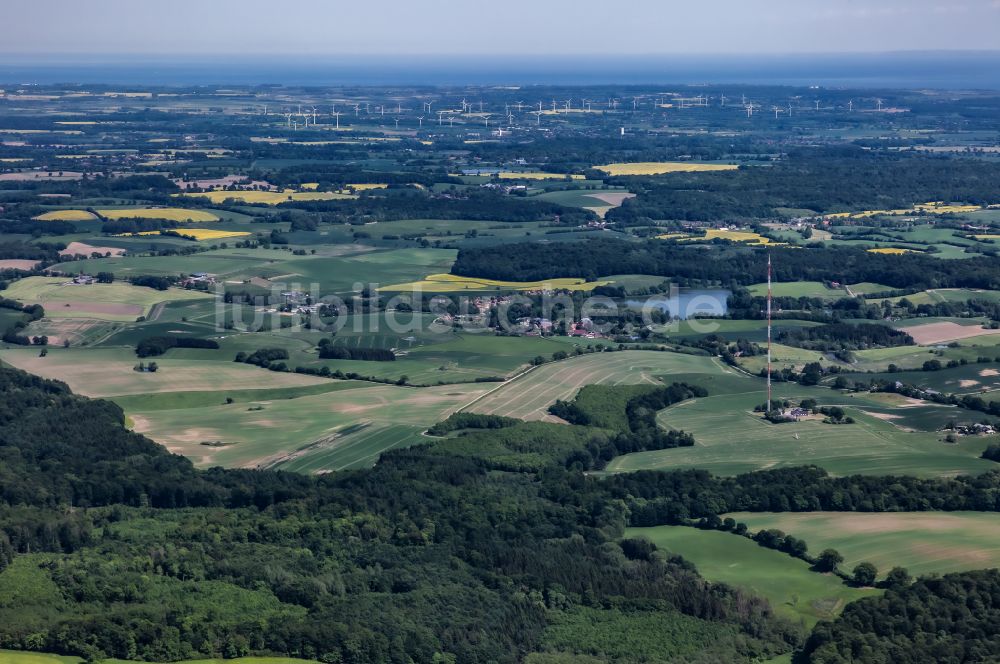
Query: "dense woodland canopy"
453 239 1000 289
3 368 1000 661
799 570 1000 663
607 152 1000 223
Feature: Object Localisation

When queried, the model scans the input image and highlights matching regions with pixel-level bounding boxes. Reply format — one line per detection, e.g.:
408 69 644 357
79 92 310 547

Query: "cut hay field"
603 379 994 478
726 512 1000 580
595 162 738 176
23 317 117 347
96 207 220 222
466 350 733 422
59 241 126 257
127 381 488 471
2 276 211 321
625 526 878 628
176 190 354 205
0 259 40 270
0 347 326 398
897 320 1000 345
379 272 613 292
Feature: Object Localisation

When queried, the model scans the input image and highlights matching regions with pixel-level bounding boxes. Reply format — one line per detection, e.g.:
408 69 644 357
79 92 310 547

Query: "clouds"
4 0 1000 55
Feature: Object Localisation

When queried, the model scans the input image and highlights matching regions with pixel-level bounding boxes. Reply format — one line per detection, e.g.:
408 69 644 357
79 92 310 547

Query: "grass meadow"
603 368 995 478
725 512 1000 581
624 526 878 629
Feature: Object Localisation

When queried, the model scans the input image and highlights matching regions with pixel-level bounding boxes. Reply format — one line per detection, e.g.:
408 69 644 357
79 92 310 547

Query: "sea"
1 52 1000 89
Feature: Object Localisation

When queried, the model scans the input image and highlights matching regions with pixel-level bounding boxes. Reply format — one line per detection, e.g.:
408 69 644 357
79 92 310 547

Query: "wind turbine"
772 106 782 119
417 116 424 128
847 100 854 112
564 98 572 111
484 114 492 128
438 111 445 126
284 112 292 128
394 118 400 129
533 110 542 126
354 104 360 116
311 107 318 125
814 100 820 111
876 98 884 111
720 93 726 107
632 97 638 110
332 111 341 129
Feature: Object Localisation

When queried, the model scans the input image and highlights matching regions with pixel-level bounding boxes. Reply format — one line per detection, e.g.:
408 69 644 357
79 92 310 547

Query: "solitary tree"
815 548 844 572
852 561 878 586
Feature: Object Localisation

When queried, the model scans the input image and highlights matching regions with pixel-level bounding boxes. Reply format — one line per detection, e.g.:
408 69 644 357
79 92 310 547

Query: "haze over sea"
2 52 1000 89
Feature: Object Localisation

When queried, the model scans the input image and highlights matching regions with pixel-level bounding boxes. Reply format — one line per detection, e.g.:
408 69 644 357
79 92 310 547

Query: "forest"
452 239 1000 289
799 570 1000 663
607 152 1000 223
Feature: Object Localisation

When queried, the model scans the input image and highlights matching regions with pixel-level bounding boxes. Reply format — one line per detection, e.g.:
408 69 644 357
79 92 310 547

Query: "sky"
5 0 1000 57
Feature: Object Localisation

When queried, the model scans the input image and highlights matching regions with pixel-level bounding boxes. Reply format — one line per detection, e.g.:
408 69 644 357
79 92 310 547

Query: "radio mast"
767 253 772 411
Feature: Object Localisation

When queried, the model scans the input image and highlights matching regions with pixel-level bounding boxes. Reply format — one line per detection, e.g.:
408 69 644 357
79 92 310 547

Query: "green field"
2 277 211 321
604 368 995 478
625 526 878 628
748 281 844 299
125 382 488 471
659 318 822 343
0 347 327 397
466 350 733 421
737 343 825 373
726 512 1000 580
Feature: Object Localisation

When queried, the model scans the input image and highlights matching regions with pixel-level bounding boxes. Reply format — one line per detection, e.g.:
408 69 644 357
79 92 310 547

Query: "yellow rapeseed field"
347 183 390 190
97 208 220 222
33 210 98 221
170 229 252 241
827 202 983 220
867 247 914 255
681 229 776 245
380 273 613 292
594 162 739 176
